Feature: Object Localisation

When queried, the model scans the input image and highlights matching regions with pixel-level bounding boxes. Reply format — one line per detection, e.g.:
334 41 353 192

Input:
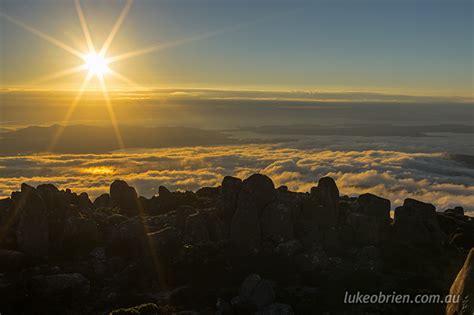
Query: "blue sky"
0 0 472 96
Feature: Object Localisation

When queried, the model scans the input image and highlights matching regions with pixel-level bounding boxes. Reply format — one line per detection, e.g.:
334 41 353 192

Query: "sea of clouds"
1 137 473 211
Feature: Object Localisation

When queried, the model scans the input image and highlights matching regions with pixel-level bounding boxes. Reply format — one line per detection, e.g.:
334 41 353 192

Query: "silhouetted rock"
231 174 275 254
393 198 444 247
311 177 339 226
110 180 139 216
94 193 111 208
447 248 474 315
78 192 93 209
357 193 390 223
0 174 471 314
445 206 465 216
220 176 242 221
157 185 176 212
15 184 49 258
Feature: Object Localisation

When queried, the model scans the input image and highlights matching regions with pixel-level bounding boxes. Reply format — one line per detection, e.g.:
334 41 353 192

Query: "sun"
83 52 109 77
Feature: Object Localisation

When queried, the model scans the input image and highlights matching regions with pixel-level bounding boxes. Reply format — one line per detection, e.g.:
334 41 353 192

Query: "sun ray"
30 65 86 85
108 69 144 90
47 72 93 152
99 0 133 56
107 28 229 64
0 11 84 59
98 75 125 149
74 0 95 53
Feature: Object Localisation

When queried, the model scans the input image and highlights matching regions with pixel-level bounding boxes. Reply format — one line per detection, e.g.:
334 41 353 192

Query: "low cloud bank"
1 144 473 211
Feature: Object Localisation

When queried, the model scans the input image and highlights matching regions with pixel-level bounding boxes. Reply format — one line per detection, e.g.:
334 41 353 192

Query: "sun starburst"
0 0 251 152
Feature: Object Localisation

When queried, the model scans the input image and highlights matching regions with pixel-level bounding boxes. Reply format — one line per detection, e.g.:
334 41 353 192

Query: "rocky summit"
0 174 473 314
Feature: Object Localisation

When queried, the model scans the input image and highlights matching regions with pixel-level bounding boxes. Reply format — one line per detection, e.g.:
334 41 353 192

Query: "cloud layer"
1 143 473 211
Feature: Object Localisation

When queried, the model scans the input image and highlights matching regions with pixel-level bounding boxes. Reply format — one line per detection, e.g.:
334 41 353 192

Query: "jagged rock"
393 198 444 247
184 212 210 245
15 184 49 258
31 273 90 300
0 250 27 272
220 176 242 221
447 248 474 315
110 180 139 216
261 200 295 246
93 193 111 208
231 174 275 254
256 303 295 315
237 274 275 309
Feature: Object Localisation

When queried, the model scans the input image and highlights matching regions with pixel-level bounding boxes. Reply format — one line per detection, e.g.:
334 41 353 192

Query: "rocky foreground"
0 174 473 314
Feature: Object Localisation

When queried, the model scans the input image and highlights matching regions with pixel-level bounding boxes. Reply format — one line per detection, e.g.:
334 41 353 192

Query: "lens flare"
83 52 109 77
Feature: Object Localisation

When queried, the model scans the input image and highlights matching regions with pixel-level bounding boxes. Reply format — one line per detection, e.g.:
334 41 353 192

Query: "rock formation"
0 174 472 314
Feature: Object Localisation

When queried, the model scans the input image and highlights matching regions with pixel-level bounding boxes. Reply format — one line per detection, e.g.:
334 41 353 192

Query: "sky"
0 0 472 96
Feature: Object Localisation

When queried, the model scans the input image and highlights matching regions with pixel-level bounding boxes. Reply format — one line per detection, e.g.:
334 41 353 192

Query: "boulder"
77 192 93 209
393 198 444 247
357 193 390 224
230 174 275 254
220 176 242 221
110 180 139 216
184 212 210 245
445 206 465 217
447 248 474 315
93 193 111 208
15 184 49 258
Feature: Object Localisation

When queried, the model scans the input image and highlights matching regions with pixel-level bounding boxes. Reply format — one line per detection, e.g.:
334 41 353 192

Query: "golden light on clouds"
81 166 116 175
